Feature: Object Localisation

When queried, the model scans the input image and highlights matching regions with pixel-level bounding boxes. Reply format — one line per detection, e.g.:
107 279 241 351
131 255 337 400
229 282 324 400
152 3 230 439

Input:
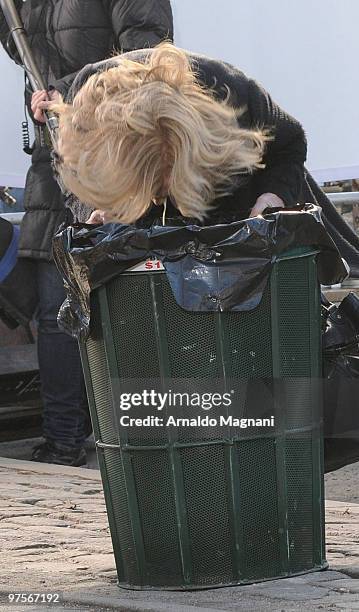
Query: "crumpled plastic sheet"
53 204 347 340
323 291 359 352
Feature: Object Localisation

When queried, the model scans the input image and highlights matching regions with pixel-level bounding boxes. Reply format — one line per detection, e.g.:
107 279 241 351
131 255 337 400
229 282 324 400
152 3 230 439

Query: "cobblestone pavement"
1 457 359 612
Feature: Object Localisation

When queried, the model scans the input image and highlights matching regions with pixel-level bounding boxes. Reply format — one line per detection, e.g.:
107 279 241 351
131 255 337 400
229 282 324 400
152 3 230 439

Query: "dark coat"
0 0 173 259
68 50 359 277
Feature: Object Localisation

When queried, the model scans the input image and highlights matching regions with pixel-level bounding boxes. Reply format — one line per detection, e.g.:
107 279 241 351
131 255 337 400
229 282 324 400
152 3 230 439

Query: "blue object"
0 225 20 282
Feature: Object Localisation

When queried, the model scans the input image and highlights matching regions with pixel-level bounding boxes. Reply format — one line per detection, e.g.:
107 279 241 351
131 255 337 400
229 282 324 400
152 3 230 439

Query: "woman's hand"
31 89 60 123
86 209 107 224
249 193 284 217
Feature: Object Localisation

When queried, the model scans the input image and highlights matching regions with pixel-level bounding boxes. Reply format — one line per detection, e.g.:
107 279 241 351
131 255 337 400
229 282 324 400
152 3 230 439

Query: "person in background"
0 1 173 466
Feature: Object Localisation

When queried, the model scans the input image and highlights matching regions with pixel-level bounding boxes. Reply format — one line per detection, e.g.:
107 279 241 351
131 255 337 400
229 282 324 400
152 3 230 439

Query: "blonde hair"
52 43 268 223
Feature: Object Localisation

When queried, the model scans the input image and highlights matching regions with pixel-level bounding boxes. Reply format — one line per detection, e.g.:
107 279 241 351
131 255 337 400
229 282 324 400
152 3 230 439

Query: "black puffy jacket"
0 0 173 259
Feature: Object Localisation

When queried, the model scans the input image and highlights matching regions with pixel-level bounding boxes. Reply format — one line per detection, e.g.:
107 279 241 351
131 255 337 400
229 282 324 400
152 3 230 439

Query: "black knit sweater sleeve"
247 78 307 206
65 52 149 102
65 59 119 102
51 71 82 99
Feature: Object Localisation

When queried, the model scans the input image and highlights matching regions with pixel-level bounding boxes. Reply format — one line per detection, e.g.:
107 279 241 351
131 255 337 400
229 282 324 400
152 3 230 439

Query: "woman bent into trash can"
49 43 306 225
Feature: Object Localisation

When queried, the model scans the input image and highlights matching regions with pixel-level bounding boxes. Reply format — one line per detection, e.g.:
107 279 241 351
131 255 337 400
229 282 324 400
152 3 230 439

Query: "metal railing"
327 191 359 205
327 192 359 232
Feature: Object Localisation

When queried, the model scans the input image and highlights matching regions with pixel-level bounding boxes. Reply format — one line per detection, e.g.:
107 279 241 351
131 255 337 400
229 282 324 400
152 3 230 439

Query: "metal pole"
0 0 46 91
0 0 59 139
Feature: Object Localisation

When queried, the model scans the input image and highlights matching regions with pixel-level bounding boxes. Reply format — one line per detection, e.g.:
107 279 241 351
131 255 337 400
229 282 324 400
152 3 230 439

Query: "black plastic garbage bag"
0 217 38 328
53 204 346 340
322 292 359 472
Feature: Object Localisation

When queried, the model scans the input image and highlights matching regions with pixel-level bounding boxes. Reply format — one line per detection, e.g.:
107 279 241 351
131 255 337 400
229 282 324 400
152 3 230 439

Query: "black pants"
36 261 89 447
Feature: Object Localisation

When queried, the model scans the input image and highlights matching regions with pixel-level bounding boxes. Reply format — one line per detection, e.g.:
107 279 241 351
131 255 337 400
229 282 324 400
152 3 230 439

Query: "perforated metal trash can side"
79 247 327 590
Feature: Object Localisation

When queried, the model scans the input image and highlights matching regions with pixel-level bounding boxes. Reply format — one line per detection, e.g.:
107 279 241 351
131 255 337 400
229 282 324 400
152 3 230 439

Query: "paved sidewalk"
1 457 359 612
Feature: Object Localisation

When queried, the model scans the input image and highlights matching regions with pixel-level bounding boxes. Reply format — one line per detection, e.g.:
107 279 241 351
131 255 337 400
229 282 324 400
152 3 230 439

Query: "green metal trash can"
80 247 327 589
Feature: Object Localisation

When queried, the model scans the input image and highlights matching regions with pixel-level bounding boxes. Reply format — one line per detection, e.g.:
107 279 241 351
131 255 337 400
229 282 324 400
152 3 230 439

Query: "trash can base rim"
116 561 329 591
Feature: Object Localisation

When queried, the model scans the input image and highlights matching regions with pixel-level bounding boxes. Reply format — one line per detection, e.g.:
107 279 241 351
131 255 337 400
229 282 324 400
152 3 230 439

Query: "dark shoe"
32 440 87 467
